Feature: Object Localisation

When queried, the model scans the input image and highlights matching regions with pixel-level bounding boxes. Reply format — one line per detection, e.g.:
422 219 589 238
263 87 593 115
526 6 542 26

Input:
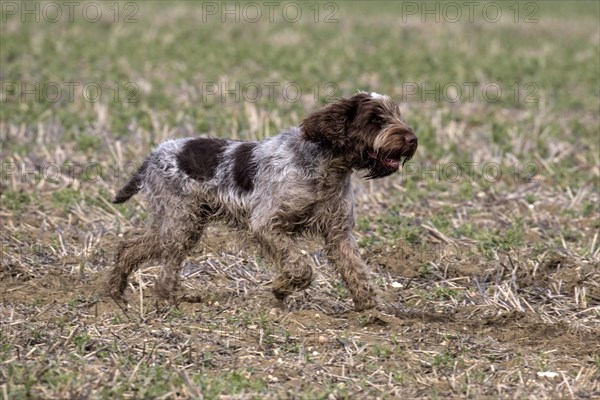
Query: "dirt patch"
370 240 498 280
370 242 426 278
473 311 599 356
524 251 600 297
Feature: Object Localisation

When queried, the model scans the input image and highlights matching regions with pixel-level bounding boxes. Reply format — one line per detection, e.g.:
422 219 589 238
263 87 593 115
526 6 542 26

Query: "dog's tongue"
369 151 400 170
383 157 400 169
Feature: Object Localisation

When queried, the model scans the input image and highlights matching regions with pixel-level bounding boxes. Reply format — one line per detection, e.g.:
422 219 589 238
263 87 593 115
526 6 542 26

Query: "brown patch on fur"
300 93 369 149
177 138 227 182
233 142 257 192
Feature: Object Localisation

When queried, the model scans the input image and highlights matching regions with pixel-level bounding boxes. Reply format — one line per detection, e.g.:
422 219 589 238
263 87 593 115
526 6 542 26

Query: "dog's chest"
274 179 353 234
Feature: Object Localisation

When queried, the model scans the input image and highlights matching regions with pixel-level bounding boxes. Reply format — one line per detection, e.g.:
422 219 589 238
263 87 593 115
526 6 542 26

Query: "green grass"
1 1 599 398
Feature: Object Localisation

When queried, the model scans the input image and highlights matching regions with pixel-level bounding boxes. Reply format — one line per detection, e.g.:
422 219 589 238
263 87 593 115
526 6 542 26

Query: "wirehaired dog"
108 92 417 311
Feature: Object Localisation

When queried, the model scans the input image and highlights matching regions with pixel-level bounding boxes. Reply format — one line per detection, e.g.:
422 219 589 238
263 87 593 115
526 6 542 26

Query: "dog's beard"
362 157 408 179
364 163 397 179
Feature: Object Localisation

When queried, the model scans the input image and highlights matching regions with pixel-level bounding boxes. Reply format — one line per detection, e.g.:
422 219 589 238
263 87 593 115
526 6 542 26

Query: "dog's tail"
112 159 148 204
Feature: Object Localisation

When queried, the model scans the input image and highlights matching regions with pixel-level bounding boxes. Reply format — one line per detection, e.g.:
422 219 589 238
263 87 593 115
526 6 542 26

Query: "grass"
1 1 599 398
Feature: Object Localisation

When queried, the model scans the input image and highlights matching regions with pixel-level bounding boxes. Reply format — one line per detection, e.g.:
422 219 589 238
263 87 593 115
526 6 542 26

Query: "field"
1 1 599 398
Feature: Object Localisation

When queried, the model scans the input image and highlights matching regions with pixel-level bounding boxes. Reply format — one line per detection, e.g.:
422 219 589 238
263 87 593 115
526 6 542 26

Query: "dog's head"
300 92 417 179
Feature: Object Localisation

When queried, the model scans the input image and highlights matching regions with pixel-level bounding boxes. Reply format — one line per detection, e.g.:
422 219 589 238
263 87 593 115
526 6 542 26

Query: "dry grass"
1 1 599 398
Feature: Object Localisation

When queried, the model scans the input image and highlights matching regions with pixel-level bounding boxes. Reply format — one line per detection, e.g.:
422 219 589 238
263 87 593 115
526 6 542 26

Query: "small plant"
357 315 371 327
165 307 184 321
1 190 32 212
418 263 433 277
281 341 301 355
72 333 91 354
371 344 393 359
201 351 214 368
52 188 82 209
76 134 101 152
432 351 455 370
428 287 461 301
0 343 12 362
332 280 349 299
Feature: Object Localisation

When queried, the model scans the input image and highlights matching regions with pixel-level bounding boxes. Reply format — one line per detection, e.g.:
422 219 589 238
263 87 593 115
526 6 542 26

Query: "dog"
107 92 417 311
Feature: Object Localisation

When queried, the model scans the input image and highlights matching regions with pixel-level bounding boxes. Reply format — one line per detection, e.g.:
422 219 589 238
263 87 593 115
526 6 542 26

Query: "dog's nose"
405 132 417 145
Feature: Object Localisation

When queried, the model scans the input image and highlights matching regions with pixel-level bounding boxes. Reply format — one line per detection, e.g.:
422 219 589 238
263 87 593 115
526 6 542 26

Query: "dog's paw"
353 297 377 312
181 292 203 303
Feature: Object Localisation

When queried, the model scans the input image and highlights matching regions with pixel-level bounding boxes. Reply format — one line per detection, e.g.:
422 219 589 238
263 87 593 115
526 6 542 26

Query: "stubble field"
1 1 599 398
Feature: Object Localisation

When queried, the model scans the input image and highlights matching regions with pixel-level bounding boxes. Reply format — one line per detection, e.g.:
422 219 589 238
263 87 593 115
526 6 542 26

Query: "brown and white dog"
108 92 417 311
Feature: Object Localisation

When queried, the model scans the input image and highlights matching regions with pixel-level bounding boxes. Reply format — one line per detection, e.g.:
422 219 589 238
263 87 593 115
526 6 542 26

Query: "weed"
1 190 32 212
432 351 455 371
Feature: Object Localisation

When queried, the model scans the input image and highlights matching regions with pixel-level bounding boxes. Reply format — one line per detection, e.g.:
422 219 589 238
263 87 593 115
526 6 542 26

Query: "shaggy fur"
107 92 417 311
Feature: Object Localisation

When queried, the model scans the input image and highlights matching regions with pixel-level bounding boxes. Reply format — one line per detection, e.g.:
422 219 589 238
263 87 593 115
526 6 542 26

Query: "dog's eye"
369 116 383 126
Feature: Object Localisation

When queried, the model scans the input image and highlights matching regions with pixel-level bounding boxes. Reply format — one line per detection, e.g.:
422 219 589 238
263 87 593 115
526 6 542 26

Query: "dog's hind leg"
154 206 210 303
108 227 162 300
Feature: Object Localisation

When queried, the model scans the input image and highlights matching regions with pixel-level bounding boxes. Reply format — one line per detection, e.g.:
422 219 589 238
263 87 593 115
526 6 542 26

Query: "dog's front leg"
324 231 377 311
254 233 314 301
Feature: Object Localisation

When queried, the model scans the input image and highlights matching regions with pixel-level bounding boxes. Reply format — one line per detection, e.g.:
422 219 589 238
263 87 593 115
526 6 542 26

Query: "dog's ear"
300 93 370 148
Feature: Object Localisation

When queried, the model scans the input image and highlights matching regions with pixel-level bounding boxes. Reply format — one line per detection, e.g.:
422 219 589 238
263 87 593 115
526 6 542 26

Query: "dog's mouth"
367 150 411 171
362 142 417 180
